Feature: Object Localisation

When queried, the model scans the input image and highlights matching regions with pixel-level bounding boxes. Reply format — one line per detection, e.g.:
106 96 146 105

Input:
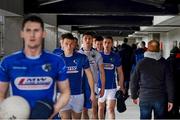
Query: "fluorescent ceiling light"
40 0 64 6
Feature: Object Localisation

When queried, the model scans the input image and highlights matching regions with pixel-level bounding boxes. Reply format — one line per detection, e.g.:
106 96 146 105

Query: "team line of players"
0 15 125 119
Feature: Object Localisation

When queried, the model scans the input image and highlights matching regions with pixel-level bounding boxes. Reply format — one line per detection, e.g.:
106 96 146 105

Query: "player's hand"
120 88 126 95
90 93 96 103
117 86 125 95
132 98 139 104
99 88 105 97
168 102 173 112
48 105 59 119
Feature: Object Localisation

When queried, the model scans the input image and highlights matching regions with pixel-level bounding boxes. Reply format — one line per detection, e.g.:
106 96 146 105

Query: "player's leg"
71 94 84 119
106 100 116 119
60 110 71 119
106 89 116 119
98 90 107 119
92 97 98 119
58 93 72 119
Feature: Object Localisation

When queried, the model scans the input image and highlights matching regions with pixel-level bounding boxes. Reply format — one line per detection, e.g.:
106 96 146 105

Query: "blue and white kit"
0 50 67 109
58 52 90 112
98 51 121 89
59 52 90 95
98 52 122 102
78 48 103 108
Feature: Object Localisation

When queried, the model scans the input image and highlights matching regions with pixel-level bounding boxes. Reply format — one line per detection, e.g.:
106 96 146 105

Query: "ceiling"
24 0 180 37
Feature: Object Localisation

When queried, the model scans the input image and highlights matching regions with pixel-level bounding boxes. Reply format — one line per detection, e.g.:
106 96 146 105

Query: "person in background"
167 47 180 119
98 36 125 119
130 40 174 119
92 34 97 49
95 35 104 52
73 37 80 51
0 15 70 119
53 35 64 56
131 41 145 72
119 38 133 98
79 32 105 119
56 33 95 119
141 41 147 51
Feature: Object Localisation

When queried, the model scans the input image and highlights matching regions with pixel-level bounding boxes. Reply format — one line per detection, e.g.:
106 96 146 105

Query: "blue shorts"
83 76 92 109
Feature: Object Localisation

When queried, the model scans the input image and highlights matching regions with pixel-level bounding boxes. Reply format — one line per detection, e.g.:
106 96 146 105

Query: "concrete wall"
161 28 180 58
160 32 170 58
4 16 23 55
44 26 57 51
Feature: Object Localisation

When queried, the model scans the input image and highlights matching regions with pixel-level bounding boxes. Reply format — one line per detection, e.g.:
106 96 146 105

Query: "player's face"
93 38 96 48
103 38 113 52
96 41 103 52
62 38 75 54
82 35 93 49
21 21 46 49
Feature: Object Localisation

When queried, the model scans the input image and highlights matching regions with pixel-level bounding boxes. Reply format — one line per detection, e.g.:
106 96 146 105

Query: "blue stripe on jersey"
0 50 67 109
98 52 122 89
59 52 90 95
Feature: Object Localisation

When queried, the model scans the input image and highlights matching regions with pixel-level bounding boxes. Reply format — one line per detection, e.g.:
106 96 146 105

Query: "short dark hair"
61 33 74 40
22 15 44 30
123 38 128 43
82 32 94 37
141 41 146 46
104 36 113 42
95 36 103 42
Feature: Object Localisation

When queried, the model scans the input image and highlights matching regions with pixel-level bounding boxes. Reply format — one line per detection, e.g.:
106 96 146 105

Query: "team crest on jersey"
73 59 78 64
104 63 114 70
42 64 51 72
110 58 114 62
15 77 53 90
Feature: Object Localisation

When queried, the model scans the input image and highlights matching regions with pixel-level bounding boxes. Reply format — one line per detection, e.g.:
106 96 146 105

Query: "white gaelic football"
0 96 30 119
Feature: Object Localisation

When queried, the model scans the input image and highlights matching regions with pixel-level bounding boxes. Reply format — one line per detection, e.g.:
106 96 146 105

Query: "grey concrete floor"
104 97 140 119
115 98 139 119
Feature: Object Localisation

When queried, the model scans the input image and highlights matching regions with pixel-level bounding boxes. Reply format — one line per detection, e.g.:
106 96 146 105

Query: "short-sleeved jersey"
98 52 122 89
78 48 103 84
60 52 90 95
0 50 67 109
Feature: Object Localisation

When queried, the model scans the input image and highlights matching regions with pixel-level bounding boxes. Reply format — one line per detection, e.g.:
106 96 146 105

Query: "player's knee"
107 107 114 114
99 106 105 113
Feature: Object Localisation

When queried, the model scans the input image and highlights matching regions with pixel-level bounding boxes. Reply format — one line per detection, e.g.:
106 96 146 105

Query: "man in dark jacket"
167 48 180 118
119 38 133 98
130 40 174 119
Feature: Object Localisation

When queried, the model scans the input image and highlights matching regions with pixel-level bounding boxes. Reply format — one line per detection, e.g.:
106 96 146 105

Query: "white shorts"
58 93 84 113
98 88 117 103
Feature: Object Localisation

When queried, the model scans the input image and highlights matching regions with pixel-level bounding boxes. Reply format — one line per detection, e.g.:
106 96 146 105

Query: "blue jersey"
60 52 90 95
98 52 122 89
53 48 64 56
0 50 67 109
